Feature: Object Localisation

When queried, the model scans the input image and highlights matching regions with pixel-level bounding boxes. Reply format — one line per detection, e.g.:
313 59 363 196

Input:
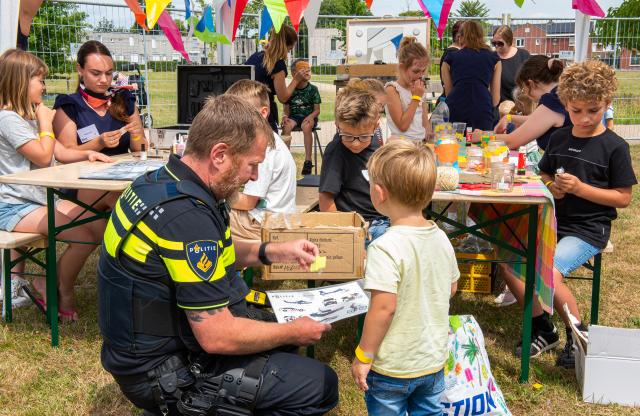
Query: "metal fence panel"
27 1 640 139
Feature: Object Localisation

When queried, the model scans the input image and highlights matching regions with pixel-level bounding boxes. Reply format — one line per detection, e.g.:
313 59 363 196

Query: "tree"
454 0 490 17
95 17 117 33
30 2 89 74
596 0 640 56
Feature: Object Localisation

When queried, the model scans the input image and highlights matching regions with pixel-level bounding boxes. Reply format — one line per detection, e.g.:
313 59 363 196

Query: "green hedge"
311 64 336 75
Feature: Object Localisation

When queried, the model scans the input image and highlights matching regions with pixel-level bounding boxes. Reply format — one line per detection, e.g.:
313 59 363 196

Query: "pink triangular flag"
437 0 454 39
572 0 605 17
157 10 191 62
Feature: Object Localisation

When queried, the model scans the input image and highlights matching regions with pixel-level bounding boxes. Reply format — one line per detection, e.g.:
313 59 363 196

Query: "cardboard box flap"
263 212 366 230
588 325 640 360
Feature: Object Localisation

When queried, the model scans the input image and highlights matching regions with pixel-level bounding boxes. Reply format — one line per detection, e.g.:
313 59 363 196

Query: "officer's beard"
209 164 243 201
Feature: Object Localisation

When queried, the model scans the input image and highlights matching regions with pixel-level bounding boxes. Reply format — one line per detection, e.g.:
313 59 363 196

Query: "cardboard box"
571 320 640 407
261 212 366 280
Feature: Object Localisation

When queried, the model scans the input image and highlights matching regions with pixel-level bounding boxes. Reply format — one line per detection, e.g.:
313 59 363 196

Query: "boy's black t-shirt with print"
319 133 382 222
538 126 637 249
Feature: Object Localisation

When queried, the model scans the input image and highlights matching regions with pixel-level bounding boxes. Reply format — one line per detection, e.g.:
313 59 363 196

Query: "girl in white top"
0 49 111 321
385 37 431 142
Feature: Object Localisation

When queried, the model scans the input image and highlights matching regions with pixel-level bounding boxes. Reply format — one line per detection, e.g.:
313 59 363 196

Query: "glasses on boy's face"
491 41 505 48
337 129 375 143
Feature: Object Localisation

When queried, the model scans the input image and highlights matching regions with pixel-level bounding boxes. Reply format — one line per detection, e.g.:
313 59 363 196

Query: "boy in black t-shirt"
319 87 388 247
504 60 637 368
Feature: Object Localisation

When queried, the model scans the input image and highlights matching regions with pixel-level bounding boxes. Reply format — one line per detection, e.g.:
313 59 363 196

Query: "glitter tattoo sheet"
267 281 369 324
79 160 165 180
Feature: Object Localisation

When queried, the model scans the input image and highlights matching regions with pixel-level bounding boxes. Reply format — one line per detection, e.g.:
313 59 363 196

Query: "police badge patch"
185 240 219 281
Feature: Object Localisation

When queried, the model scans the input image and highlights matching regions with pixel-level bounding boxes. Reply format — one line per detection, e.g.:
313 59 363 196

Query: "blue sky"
370 0 624 18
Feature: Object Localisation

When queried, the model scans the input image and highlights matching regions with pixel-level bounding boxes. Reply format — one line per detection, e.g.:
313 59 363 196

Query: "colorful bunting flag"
365 0 374 9
184 0 191 20
284 0 310 32
438 0 454 38
123 0 148 31
264 0 288 33
304 0 322 35
146 0 172 29
417 0 454 39
196 5 215 33
259 7 273 39
193 4 230 44
514 0 525 6
390 33 403 50
157 10 191 62
572 0 605 17
232 0 250 40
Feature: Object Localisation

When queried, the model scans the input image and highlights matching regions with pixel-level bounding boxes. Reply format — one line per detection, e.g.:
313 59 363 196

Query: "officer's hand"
266 240 319 269
288 316 331 346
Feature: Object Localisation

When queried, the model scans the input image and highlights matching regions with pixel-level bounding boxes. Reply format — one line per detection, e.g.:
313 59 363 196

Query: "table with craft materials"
428 176 556 383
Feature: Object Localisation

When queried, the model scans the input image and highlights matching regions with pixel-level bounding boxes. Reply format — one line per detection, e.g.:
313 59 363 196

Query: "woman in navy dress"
441 21 501 131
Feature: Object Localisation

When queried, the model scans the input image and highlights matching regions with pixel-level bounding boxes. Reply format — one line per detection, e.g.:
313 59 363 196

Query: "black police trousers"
115 351 339 416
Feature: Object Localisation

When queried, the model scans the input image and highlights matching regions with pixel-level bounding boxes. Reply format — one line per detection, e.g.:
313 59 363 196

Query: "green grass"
2 147 640 414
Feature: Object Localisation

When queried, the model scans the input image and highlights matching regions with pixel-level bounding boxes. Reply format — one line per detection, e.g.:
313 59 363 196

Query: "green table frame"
44 188 112 346
425 200 540 383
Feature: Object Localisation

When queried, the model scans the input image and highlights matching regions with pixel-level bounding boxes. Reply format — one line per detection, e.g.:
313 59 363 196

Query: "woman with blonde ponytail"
246 25 307 131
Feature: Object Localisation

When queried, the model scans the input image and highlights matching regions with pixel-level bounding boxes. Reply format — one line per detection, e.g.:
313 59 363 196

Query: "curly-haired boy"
536 60 637 368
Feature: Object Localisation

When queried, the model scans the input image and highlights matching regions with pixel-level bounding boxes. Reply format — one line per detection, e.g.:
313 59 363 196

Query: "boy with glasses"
319 87 389 246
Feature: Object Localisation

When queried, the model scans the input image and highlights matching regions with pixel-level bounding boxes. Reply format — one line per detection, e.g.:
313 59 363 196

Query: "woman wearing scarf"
53 40 145 156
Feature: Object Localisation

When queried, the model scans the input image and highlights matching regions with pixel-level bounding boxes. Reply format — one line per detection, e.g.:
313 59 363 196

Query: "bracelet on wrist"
355 345 374 364
39 131 55 140
544 180 553 188
258 242 272 266
132 135 143 141
411 95 422 102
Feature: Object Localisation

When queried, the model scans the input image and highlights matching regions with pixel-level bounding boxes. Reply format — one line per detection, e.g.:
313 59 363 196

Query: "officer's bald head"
184 95 274 160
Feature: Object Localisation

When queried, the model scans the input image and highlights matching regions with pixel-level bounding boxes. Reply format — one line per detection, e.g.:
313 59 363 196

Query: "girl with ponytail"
245 25 308 132
493 55 570 151
384 36 431 142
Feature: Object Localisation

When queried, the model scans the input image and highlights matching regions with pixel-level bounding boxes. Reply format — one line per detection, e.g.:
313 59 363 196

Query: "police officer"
97 95 338 415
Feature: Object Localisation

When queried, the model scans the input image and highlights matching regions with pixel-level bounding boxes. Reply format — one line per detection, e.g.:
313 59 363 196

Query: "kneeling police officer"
97 95 338 415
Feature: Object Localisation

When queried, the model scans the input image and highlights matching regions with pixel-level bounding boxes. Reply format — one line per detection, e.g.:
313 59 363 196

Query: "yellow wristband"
411 95 422 102
544 180 553 188
132 135 143 141
355 345 373 364
39 131 55 139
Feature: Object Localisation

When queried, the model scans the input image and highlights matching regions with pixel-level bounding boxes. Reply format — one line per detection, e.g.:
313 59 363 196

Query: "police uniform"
98 155 338 415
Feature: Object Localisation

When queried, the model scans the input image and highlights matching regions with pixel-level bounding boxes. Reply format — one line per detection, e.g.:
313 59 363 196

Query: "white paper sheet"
267 281 369 324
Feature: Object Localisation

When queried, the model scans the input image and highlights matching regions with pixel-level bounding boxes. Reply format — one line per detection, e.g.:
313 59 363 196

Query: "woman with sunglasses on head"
492 25 531 104
441 21 501 131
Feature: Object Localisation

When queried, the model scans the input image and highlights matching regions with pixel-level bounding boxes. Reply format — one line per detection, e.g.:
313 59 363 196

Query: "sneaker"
0 277 32 309
494 287 517 307
301 160 313 175
515 325 560 358
556 337 575 369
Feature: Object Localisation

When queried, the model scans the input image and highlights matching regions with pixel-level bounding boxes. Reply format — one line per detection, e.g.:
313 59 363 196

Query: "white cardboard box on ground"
575 324 640 407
